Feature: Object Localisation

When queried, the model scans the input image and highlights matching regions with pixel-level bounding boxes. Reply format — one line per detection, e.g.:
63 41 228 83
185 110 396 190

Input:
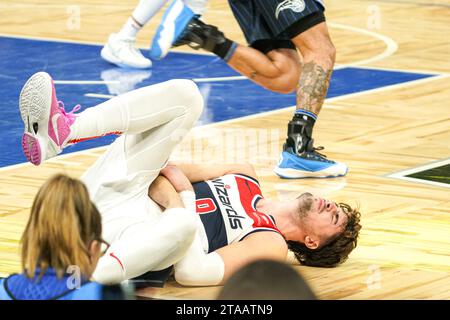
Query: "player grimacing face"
296 193 349 246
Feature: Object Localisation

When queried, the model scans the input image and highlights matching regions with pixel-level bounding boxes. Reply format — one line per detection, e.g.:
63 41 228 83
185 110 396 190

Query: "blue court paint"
0 36 436 167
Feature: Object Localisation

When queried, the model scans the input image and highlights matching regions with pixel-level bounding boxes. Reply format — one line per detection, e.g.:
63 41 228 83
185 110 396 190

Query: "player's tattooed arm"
296 61 333 115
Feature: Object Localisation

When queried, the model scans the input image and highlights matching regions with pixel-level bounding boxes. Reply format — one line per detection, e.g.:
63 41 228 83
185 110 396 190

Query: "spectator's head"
217 259 317 300
21 174 106 279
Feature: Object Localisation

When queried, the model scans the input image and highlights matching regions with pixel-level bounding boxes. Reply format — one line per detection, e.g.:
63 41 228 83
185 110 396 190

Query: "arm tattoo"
296 61 333 115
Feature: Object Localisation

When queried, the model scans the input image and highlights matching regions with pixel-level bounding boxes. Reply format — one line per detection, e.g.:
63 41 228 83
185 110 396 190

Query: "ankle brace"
176 18 237 61
285 110 317 153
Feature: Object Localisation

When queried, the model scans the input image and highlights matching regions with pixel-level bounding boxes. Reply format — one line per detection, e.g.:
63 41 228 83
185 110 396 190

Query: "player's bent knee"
162 209 198 266
164 208 198 243
174 252 225 286
177 214 198 243
168 79 204 113
301 39 336 66
324 42 336 64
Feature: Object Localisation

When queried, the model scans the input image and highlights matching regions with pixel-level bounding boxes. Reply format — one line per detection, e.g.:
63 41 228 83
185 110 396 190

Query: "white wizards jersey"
193 174 283 253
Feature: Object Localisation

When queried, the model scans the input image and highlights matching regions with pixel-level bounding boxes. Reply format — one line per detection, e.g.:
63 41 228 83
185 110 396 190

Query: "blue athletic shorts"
228 0 325 53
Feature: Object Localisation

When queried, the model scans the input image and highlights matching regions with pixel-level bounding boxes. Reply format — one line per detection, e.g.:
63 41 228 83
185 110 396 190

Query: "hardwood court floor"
0 0 449 299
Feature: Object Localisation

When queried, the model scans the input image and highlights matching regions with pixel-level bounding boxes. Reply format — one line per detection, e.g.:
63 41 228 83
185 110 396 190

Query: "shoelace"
57 101 81 125
311 146 327 158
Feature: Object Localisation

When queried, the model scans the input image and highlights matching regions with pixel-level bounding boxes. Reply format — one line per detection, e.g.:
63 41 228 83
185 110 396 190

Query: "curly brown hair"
287 203 362 268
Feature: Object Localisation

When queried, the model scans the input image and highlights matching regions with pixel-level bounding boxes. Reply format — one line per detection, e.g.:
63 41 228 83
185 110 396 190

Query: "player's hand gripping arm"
155 165 226 286
148 175 185 209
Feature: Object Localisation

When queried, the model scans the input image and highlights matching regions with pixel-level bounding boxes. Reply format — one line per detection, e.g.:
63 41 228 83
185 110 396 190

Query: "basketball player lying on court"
147 162 361 285
19 71 361 286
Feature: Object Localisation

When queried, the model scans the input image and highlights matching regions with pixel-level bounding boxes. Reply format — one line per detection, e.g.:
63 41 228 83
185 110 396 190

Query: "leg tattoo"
296 61 333 115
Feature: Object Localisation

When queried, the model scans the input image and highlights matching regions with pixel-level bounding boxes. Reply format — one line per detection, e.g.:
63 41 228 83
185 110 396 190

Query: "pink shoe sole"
19 72 52 165
22 132 42 166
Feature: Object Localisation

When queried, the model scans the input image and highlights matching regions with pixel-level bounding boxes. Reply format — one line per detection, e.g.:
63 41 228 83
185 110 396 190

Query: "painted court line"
193 75 247 82
386 158 450 189
328 22 398 67
0 32 217 53
70 65 441 88
2 28 444 78
84 93 116 99
2 73 446 172
388 158 450 176
0 32 444 172
198 74 448 129
54 80 119 85
347 64 445 76
192 64 349 83
386 176 449 189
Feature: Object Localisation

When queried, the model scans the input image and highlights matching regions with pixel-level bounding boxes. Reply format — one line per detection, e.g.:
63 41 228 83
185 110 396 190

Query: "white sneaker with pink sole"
19 72 80 165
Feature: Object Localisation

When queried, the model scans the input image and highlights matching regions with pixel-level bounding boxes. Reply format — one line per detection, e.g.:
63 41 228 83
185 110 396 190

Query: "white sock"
118 0 169 39
118 17 142 39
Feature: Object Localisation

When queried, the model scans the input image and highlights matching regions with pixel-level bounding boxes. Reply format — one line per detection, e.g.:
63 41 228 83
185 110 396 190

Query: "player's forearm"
173 163 257 183
174 163 218 182
160 164 194 192
148 175 184 209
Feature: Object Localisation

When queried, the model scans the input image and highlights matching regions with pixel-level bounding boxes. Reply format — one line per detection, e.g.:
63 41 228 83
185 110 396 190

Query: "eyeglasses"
98 239 111 256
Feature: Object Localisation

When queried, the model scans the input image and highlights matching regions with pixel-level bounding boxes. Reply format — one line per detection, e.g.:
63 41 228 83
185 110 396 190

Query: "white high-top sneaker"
101 33 152 69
